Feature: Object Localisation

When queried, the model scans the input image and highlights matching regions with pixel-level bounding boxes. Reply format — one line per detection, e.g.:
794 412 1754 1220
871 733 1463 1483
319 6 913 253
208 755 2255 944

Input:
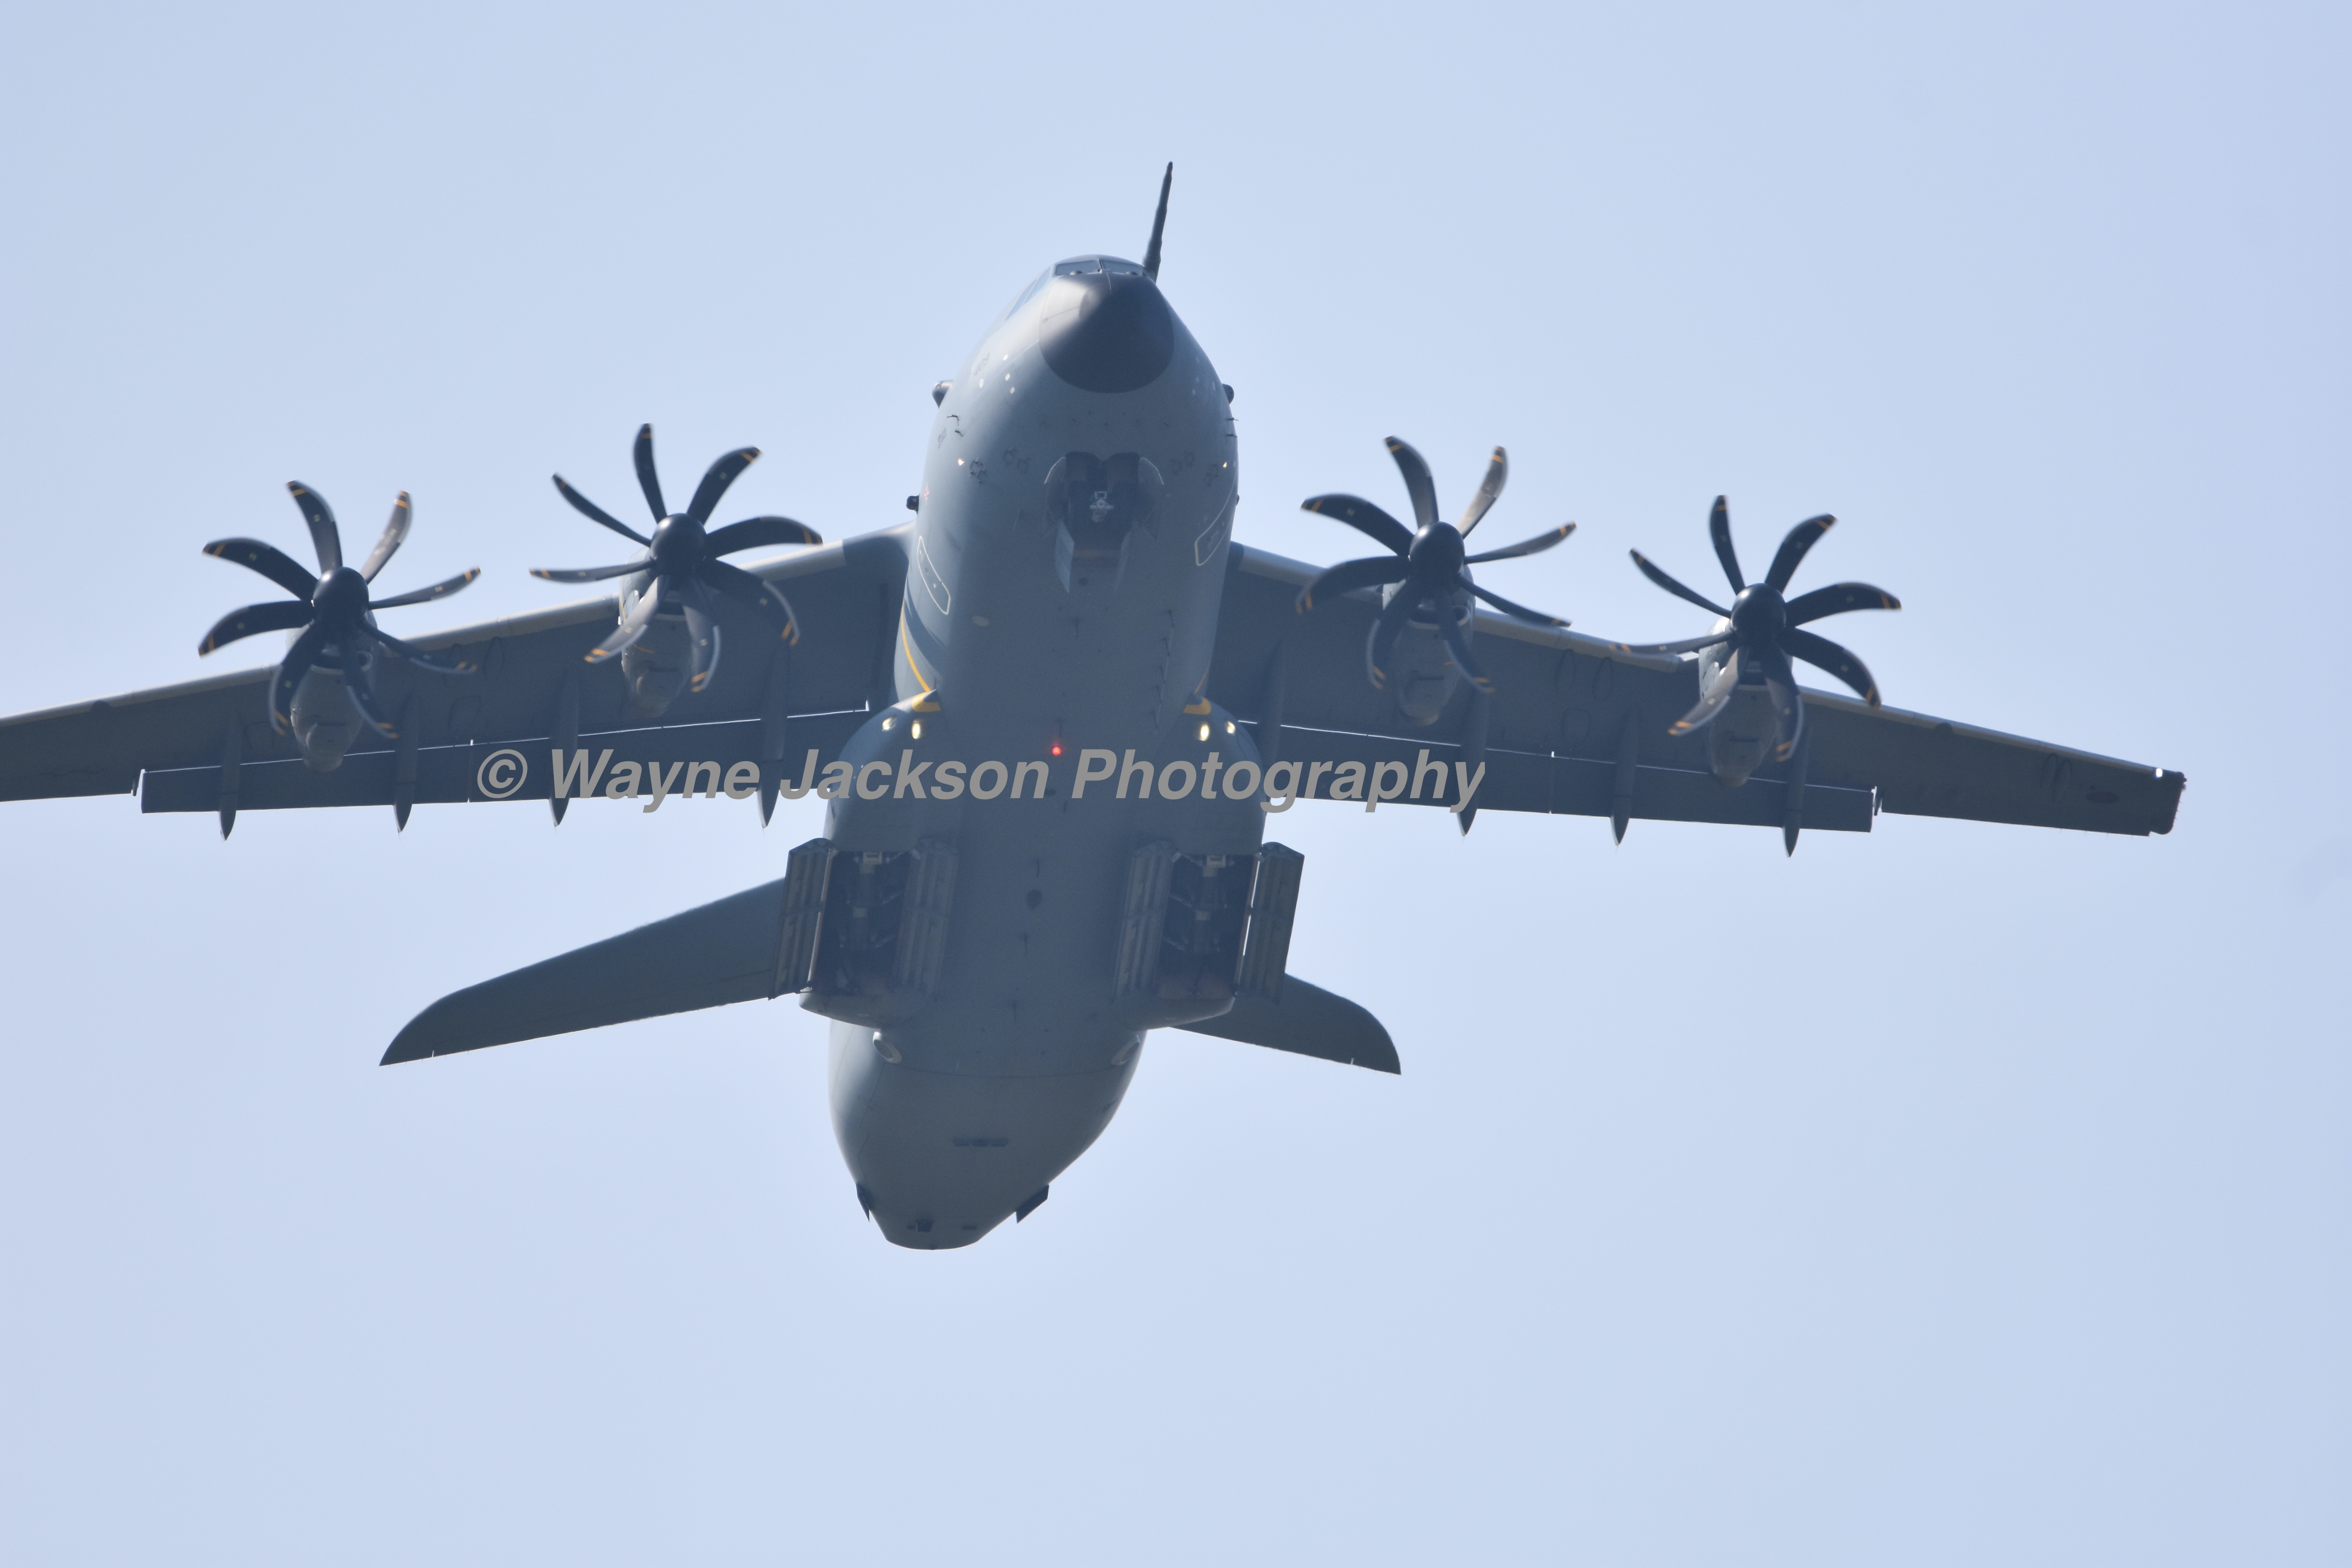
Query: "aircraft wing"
0 526 912 812
1205 544 2184 840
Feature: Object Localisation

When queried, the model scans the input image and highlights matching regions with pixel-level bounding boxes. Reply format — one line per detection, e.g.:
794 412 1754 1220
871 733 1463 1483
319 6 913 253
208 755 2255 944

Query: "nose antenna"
1142 162 1173 281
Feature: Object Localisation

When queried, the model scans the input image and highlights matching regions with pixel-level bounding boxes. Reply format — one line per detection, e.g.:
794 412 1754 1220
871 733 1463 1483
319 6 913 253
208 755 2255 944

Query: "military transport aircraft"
0 169 2182 1249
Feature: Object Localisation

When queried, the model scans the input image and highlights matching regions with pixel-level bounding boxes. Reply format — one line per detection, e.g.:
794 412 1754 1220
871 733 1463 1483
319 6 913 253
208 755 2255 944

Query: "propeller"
1295 438 1573 693
198 485 480 739
533 424 823 693
1617 496 1900 758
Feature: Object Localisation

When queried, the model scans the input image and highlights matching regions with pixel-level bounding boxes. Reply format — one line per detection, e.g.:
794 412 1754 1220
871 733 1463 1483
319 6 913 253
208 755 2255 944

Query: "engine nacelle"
617 597 692 719
1693 643 1778 787
287 661 361 772
1385 581 1474 727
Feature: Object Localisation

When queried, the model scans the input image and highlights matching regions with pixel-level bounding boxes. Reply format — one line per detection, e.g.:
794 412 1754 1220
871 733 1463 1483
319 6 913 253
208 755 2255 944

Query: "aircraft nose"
1039 269 1176 393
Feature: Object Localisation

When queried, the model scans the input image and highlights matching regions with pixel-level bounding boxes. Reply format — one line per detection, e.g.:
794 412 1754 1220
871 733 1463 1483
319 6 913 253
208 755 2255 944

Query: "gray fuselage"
821 256 1254 1249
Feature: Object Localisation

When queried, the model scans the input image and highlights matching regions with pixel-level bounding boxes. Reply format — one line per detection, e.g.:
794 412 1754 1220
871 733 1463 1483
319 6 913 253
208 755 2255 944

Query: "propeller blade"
341 641 401 738
369 567 480 608
632 423 667 521
584 578 663 663
1784 581 1901 625
553 474 651 546
1630 550 1732 617
1757 641 1805 759
270 619 334 733
1364 585 1423 690
681 578 723 693
1300 494 1413 557
704 516 823 556
1610 631 1731 656
1457 446 1508 536
1384 437 1440 530
1434 603 1494 693
1707 495 1743 593
685 446 760 526
198 598 312 655
1296 555 1410 613
203 538 318 599
530 562 646 584
1782 628 1881 706
1462 579 1567 627
365 626 477 675
286 482 343 574
1764 513 1836 593
358 492 412 582
702 558 800 644
1667 648 1741 737
1463 521 1573 564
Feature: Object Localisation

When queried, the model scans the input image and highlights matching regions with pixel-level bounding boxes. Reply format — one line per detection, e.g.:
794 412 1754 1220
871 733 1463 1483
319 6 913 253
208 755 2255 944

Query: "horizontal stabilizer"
1177 976 1399 1074
383 879 797 1064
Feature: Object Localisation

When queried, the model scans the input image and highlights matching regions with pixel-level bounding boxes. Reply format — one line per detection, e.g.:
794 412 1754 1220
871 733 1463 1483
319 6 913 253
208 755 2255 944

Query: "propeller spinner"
533 424 823 693
198 484 480 738
1617 496 1900 758
1295 437 1573 693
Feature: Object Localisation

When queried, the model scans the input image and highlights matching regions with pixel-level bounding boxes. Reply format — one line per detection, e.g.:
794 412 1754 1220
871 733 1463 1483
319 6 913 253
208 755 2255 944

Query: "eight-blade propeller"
1295 437 1573 693
1617 496 1900 758
198 484 480 738
533 424 822 692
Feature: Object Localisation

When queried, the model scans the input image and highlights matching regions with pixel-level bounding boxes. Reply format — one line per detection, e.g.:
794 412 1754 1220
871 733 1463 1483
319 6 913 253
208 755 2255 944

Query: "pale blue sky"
1 3 2344 1563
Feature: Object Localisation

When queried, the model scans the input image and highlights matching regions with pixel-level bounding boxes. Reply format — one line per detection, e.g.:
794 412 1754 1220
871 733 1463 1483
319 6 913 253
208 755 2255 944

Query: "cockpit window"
1002 256 1150 321
1053 256 1146 278
1002 268 1052 319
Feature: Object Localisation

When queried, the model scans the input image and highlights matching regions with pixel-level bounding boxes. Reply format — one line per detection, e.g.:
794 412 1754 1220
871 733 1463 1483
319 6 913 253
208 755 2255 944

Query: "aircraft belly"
828 1018 1138 1249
